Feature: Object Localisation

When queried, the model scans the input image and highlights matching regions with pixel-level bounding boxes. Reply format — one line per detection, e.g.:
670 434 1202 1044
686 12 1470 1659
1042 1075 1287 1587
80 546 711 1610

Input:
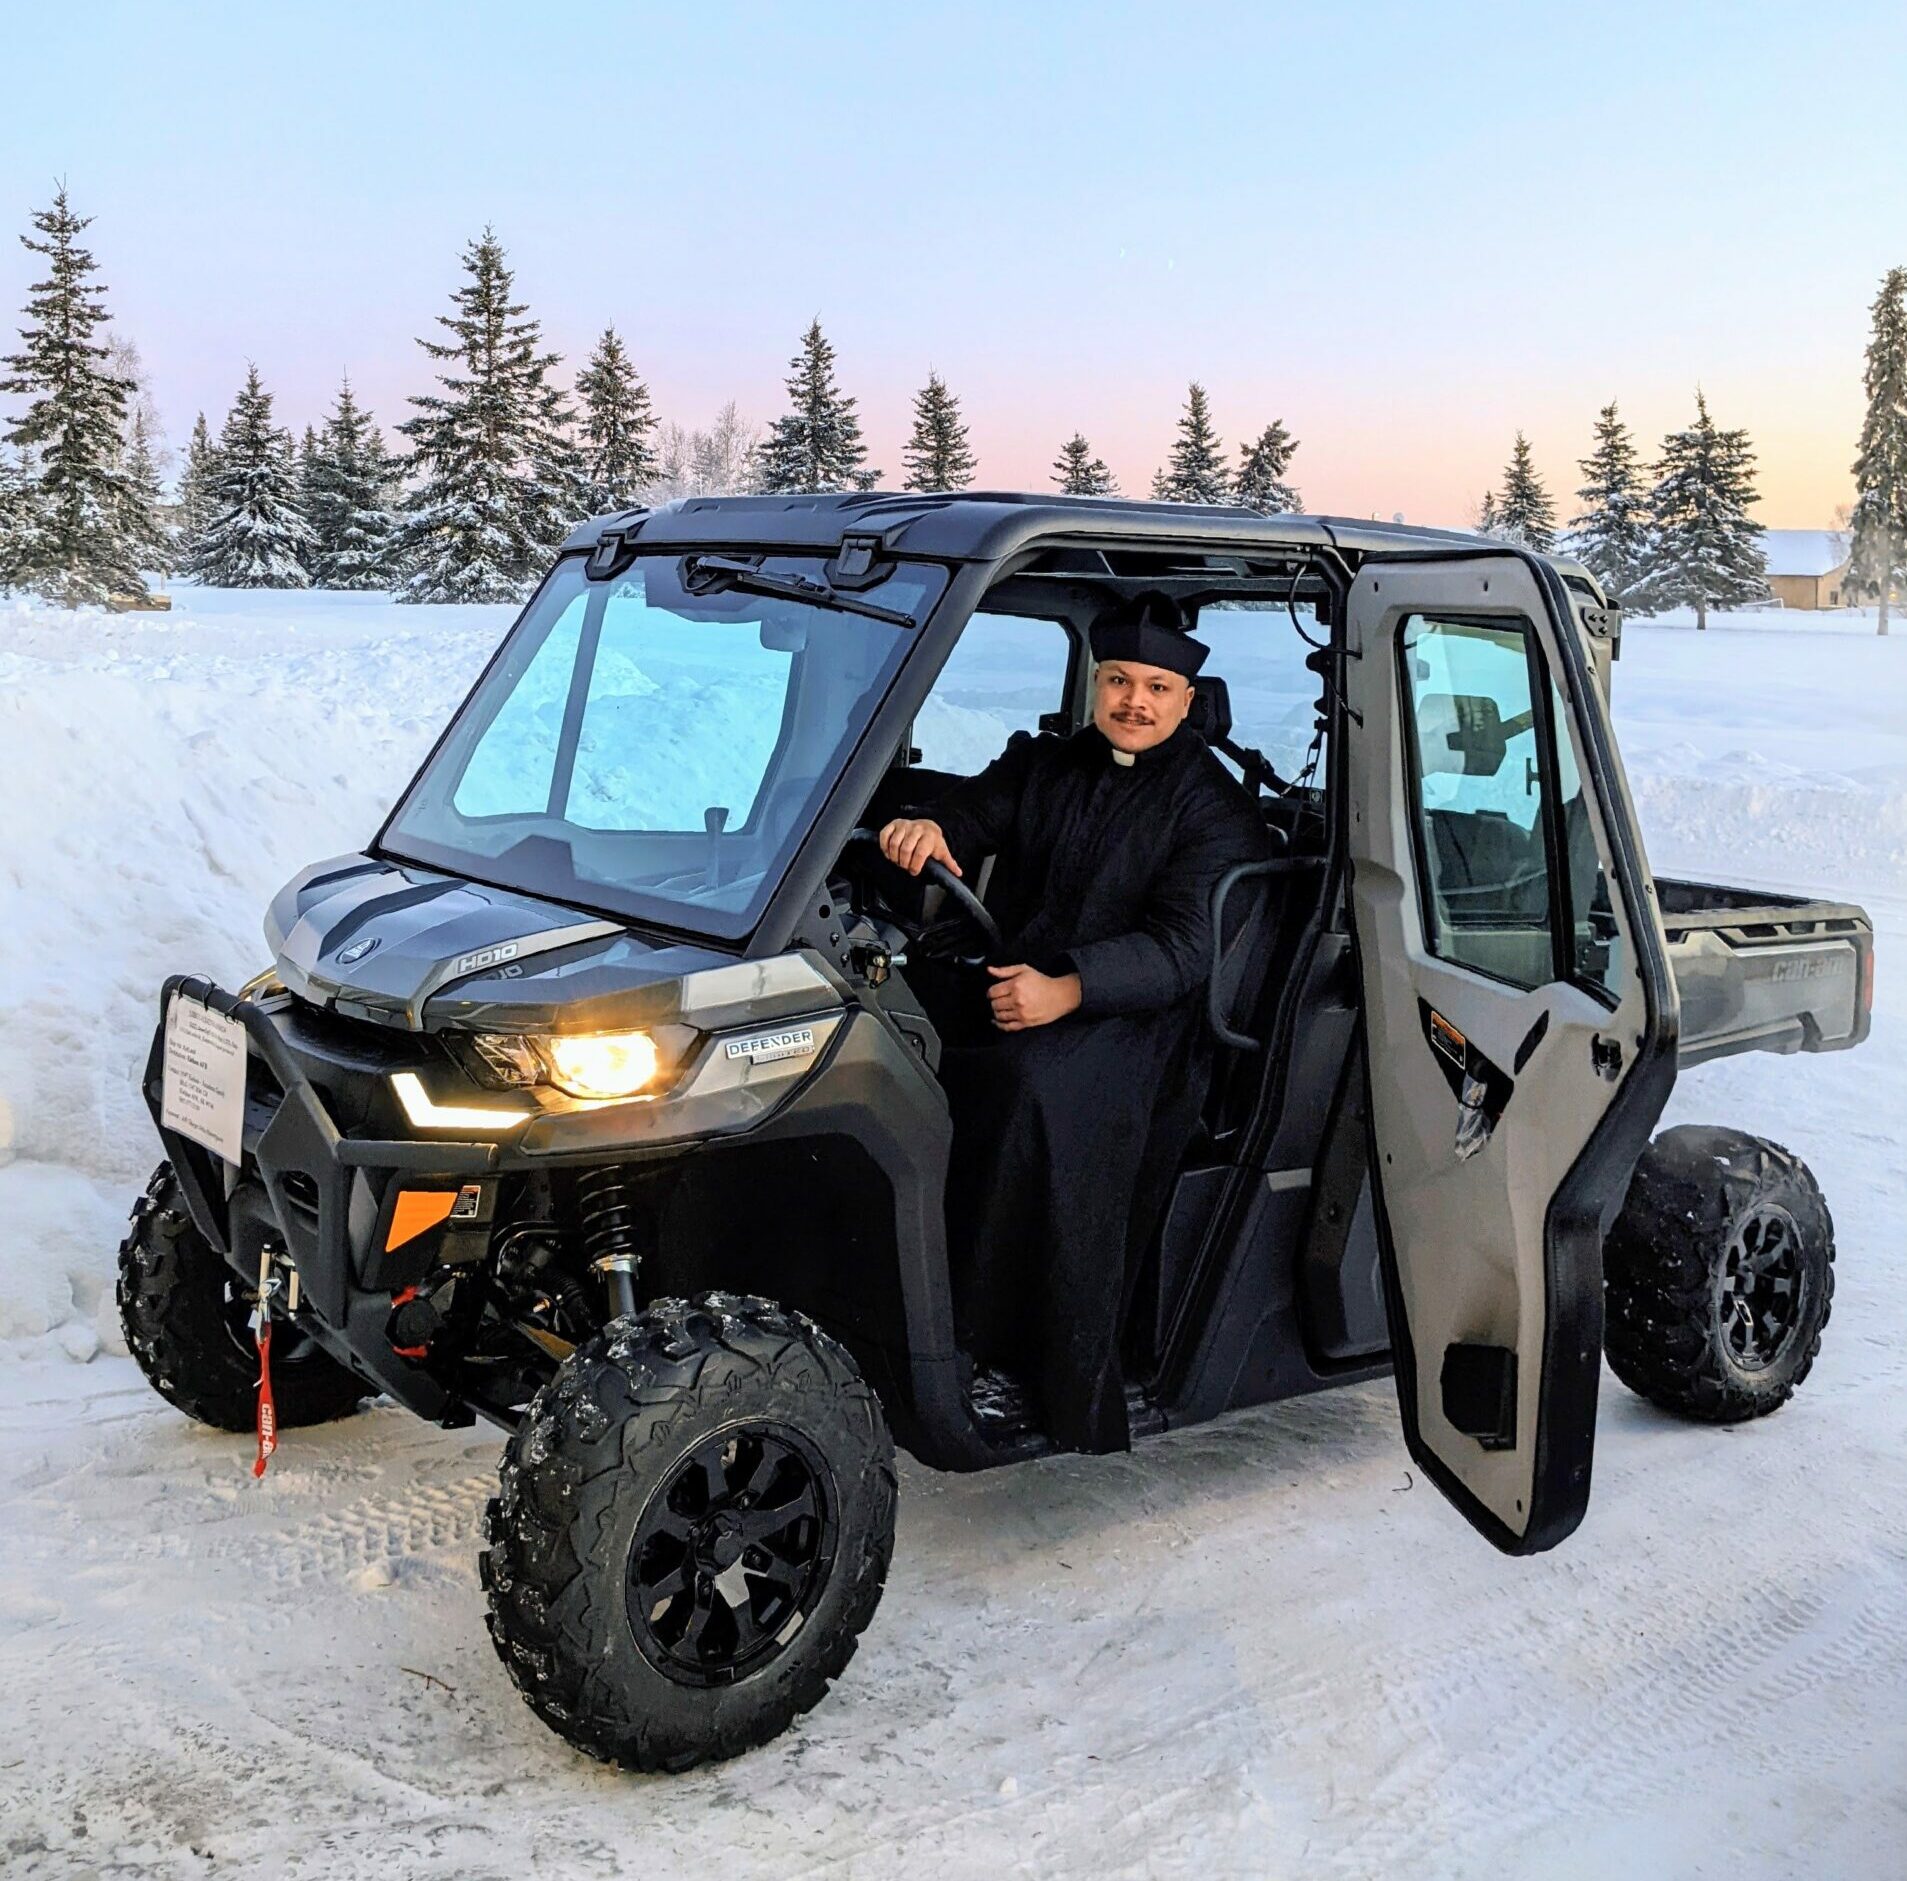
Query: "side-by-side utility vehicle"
120 494 1873 1770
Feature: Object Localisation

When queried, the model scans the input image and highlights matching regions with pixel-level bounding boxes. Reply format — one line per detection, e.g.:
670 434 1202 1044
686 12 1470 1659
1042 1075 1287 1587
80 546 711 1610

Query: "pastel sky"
5 0 1904 527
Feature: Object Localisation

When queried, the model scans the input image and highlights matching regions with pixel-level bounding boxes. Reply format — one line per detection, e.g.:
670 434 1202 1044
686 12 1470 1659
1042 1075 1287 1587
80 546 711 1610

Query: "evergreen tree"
901 370 977 491
306 376 397 589
120 401 172 576
1848 266 1907 635
0 444 44 590
183 364 313 588
1234 418 1302 513
1495 432 1556 550
296 424 323 575
397 229 584 603
1641 390 1769 629
1051 432 1118 495
1570 401 1652 604
1 186 143 604
1151 382 1231 504
176 412 222 565
757 319 878 494
1475 489 1502 537
575 326 658 512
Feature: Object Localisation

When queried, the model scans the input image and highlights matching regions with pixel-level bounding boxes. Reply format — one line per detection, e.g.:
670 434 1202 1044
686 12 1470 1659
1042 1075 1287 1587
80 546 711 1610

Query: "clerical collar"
1091 722 1185 767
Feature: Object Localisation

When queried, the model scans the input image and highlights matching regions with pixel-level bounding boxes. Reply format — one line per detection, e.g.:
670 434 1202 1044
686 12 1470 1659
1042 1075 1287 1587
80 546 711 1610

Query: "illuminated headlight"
465 1028 679 1101
540 1031 660 1100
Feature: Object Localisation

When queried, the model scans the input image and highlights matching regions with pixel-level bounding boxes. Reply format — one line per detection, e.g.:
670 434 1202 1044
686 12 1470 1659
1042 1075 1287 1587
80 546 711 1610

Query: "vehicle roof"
561 490 1591 581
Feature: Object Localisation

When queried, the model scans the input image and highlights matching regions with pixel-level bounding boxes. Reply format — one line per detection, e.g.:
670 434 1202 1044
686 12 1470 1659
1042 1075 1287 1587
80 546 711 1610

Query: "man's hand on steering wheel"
878 817 962 879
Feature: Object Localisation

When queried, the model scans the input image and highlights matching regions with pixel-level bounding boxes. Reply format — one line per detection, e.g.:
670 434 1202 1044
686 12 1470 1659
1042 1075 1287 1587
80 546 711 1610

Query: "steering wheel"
844 827 1006 959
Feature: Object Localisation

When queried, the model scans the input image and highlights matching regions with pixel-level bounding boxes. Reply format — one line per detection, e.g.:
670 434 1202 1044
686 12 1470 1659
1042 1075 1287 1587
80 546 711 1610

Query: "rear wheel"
481 1293 896 1772
117 1161 369 1432
1603 1125 1834 1423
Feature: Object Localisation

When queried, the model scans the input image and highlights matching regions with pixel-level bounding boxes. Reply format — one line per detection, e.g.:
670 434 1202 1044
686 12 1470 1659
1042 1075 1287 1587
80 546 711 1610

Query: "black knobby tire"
481 1293 897 1773
1604 1125 1835 1423
117 1161 369 1432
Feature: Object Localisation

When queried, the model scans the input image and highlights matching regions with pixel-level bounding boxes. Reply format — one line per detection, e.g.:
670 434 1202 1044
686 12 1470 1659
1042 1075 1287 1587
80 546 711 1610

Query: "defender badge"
337 936 382 966
725 1026 817 1066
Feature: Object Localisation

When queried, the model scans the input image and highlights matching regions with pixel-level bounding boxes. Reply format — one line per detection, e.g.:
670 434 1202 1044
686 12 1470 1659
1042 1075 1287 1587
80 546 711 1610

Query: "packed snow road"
2 590 1904 1876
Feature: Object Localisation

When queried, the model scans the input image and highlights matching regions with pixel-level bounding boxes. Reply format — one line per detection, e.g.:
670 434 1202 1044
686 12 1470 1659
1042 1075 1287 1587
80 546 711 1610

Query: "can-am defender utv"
122 494 1873 1770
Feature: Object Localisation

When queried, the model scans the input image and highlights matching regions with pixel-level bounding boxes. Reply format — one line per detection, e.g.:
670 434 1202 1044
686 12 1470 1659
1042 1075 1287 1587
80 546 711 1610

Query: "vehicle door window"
1550 678 1625 1002
912 611 1071 775
1400 615 1556 990
1190 599 1328 784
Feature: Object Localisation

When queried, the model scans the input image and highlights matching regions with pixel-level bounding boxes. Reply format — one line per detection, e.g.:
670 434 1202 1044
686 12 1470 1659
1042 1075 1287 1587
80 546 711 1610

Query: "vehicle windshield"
380 551 947 938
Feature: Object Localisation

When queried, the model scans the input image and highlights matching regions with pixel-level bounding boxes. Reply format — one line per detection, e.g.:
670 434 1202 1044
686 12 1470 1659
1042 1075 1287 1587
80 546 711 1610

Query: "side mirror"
759 619 809 653
1417 692 1509 777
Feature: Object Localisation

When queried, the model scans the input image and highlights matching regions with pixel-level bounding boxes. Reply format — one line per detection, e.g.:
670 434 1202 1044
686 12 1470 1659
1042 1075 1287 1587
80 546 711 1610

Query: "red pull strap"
253 1320 277 1479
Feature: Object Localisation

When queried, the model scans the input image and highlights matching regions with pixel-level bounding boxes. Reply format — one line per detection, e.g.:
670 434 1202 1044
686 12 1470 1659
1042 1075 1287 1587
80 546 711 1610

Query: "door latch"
1591 1034 1623 1081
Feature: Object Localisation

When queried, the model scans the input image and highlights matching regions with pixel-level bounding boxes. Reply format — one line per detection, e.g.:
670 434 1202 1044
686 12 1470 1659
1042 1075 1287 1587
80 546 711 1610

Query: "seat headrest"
1186 674 1232 746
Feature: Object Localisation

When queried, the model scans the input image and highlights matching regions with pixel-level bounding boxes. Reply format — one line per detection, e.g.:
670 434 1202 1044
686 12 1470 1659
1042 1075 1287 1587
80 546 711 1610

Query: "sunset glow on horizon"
6 0 1903 530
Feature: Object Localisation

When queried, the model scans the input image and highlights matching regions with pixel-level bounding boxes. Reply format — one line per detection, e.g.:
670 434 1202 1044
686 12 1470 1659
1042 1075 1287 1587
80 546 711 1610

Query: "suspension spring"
576 1167 643 1321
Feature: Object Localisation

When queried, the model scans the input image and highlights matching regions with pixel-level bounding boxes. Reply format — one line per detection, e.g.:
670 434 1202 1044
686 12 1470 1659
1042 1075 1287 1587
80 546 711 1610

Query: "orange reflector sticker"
387 1190 458 1251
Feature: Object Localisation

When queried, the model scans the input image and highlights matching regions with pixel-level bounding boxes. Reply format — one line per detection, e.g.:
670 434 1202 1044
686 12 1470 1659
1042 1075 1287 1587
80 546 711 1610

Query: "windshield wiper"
681 554 917 627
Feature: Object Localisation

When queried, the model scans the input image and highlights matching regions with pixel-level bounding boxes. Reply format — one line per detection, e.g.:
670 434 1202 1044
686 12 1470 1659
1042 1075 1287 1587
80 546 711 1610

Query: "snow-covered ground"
2 589 1904 1876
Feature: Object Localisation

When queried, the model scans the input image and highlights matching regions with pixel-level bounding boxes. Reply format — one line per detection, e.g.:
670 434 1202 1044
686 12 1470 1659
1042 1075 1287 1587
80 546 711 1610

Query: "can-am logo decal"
451 941 520 978
725 1026 817 1066
336 936 381 966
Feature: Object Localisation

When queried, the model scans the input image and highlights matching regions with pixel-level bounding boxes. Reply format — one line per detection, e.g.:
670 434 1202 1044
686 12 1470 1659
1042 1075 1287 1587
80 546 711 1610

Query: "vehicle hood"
265 853 823 1034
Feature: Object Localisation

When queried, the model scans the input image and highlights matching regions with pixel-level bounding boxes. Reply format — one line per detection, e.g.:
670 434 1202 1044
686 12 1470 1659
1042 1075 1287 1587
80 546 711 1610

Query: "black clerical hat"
1088 590 1209 677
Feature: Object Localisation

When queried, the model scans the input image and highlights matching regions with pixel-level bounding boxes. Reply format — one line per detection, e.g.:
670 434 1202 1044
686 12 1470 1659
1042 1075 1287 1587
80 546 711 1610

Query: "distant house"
1761 529 1851 610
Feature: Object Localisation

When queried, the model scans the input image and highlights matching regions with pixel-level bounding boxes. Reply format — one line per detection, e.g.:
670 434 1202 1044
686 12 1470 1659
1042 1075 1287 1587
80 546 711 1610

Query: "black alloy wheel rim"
627 1425 834 1686
1717 1203 1806 1373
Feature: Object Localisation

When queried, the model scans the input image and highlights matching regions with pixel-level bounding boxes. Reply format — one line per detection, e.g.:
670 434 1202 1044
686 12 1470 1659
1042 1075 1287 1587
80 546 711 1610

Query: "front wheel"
1604 1125 1835 1423
117 1162 370 1432
481 1293 896 1772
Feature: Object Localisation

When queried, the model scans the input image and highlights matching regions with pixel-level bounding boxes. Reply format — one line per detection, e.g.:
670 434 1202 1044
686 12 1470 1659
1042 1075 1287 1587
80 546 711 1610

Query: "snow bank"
0 589 514 1355
1 591 1903 1356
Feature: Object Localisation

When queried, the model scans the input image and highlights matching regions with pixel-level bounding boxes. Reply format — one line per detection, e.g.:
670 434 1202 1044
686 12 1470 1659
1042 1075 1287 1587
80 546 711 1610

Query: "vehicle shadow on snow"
895 1377 1406 1556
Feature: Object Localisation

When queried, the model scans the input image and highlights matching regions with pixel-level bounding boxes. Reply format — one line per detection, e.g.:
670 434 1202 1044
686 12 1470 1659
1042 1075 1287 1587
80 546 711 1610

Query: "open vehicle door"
1344 553 1678 1553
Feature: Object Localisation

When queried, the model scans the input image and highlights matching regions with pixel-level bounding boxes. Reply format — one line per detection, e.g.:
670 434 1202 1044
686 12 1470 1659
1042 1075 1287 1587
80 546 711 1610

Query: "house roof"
1762 529 1849 578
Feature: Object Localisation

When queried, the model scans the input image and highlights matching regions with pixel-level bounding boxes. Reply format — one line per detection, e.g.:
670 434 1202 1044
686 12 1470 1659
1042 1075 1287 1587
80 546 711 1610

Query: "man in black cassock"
880 592 1269 1454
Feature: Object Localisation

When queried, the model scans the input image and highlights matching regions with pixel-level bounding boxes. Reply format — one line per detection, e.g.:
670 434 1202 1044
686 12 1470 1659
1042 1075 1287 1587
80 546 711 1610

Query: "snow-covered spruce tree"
757 319 879 494
0 186 144 604
1496 432 1556 550
1848 266 1907 635
1151 383 1231 504
296 425 324 576
306 377 397 589
176 412 221 562
121 400 172 576
1643 391 1769 629
1570 401 1652 605
1052 432 1117 495
183 364 313 588
901 371 977 492
0 444 45 590
575 326 658 513
1234 418 1301 513
1475 488 1502 537
396 230 584 603
106 337 171 576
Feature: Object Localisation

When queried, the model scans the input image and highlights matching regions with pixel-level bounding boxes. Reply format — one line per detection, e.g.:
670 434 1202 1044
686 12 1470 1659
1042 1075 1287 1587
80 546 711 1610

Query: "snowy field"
1 588 1904 1876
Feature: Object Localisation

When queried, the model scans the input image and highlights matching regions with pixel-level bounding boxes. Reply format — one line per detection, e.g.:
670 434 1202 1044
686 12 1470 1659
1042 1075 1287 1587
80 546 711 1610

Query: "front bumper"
146 976 498 1420
144 974 856 1423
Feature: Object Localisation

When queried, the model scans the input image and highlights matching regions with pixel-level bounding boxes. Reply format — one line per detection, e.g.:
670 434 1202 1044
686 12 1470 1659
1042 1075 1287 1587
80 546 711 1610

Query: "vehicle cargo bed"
1658 877 1873 1066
